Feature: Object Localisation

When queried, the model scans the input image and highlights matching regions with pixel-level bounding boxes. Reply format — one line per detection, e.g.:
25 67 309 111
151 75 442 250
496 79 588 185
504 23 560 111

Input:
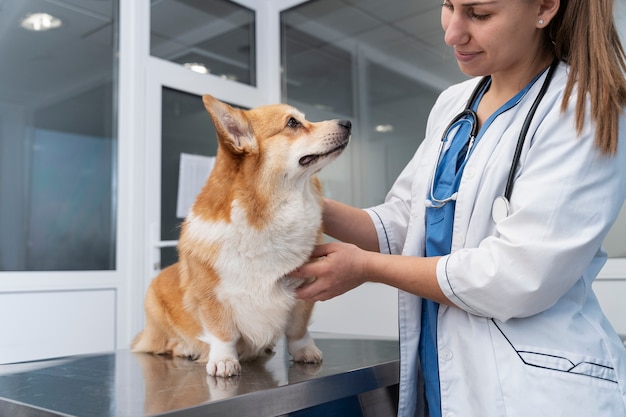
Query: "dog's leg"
285 299 322 363
195 299 242 377
199 331 241 377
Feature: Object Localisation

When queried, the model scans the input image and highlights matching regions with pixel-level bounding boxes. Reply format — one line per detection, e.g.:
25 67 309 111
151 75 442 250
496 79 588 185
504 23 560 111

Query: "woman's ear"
537 0 560 27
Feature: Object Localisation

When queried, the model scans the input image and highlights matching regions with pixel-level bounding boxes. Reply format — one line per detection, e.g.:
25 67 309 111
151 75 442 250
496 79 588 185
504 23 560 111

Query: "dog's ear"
202 94 257 154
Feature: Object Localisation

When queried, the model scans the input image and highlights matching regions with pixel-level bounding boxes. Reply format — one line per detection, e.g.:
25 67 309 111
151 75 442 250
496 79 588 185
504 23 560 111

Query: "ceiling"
280 0 466 89
1 0 625 112
0 0 467 111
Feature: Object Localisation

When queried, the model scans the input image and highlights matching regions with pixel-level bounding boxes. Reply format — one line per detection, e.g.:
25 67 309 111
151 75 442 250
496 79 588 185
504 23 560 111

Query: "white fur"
186 193 321 282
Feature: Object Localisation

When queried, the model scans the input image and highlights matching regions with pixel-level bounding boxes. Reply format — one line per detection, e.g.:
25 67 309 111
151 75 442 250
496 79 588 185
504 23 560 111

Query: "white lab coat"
365 62 626 417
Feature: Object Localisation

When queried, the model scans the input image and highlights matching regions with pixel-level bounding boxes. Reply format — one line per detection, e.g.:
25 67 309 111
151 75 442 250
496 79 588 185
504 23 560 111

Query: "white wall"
0 290 116 364
309 284 399 339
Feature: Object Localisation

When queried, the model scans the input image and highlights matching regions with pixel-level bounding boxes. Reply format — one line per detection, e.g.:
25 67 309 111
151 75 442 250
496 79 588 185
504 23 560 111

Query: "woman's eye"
471 12 490 20
287 117 300 128
468 7 490 20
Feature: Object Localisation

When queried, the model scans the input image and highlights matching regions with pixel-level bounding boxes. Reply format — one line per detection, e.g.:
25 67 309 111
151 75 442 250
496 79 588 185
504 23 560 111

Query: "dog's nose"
338 119 352 132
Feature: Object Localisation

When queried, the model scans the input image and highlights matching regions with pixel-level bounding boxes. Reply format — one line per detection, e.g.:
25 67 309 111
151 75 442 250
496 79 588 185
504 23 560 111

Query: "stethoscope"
426 60 559 223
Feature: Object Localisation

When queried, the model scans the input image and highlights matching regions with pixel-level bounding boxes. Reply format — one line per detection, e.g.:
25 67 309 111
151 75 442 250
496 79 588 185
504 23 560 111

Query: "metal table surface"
0 335 399 417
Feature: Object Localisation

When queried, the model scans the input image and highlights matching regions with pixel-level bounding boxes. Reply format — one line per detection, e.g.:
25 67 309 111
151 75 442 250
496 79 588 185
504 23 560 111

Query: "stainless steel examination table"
0 336 399 417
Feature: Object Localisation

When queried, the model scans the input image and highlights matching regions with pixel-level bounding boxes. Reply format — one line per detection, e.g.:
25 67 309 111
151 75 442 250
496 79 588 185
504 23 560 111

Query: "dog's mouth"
299 141 349 167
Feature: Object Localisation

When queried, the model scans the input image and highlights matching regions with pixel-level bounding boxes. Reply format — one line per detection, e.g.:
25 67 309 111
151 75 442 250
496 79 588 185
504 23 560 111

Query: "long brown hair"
548 0 626 155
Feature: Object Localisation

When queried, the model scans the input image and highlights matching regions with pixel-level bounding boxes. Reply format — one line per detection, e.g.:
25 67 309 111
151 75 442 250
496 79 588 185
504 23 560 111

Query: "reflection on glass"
151 0 256 86
0 1 117 271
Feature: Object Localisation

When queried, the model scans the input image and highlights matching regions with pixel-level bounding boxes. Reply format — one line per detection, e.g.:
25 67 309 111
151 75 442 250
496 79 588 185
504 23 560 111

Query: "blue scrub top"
420 72 544 417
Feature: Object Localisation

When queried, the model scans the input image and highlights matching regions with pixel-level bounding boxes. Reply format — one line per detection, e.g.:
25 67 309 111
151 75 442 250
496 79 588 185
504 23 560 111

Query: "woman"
291 0 626 416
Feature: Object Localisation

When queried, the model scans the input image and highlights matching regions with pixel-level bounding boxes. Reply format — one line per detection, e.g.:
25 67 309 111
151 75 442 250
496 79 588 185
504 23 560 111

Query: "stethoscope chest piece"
491 196 510 223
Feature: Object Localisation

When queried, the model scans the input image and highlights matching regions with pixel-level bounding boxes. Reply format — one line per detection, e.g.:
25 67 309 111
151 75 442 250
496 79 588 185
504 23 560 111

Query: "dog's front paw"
206 358 241 377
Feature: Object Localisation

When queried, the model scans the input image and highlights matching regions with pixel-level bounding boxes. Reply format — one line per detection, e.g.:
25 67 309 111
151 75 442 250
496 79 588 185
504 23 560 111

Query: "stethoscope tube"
491 59 558 222
504 60 559 201
426 59 559 220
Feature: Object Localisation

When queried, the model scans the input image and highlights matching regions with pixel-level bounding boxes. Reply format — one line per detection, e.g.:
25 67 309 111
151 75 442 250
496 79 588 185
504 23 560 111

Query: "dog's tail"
130 331 145 351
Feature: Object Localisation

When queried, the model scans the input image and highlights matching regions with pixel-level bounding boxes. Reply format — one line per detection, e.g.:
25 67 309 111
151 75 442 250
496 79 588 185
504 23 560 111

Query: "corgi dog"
132 94 351 377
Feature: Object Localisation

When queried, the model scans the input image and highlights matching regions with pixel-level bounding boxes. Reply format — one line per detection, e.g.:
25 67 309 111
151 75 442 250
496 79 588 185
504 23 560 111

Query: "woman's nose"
442 11 469 47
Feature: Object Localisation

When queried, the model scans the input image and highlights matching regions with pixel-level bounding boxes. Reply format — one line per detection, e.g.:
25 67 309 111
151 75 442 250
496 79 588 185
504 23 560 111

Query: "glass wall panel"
0 0 117 271
151 0 256 86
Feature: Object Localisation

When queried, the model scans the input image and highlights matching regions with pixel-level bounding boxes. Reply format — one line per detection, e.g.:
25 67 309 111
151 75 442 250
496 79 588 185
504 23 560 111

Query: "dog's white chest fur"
186 186 322 278
185 185 322 352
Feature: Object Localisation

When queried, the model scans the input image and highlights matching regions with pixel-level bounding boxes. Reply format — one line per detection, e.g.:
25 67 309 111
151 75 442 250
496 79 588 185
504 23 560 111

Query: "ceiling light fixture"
21 13 62 32
183 63 209 74
375 124 394 133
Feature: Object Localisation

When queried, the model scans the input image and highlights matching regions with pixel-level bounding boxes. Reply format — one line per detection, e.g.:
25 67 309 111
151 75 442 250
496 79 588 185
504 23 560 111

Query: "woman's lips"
455 50 481 62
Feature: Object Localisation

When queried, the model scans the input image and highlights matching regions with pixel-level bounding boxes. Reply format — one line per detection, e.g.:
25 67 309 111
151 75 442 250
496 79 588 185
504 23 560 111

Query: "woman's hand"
292 242 449 306
291 242 370 301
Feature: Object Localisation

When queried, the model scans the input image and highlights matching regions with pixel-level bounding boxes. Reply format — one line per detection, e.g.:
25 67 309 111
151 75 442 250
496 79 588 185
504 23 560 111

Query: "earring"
538 19 545 25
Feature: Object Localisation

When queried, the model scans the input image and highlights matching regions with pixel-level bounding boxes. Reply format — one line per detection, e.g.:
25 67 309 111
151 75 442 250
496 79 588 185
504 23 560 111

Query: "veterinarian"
292 0 626 415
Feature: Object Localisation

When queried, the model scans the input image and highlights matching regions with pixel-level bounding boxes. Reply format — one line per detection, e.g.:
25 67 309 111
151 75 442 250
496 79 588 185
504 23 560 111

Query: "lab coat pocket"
517 349 617 382
490 326 624 416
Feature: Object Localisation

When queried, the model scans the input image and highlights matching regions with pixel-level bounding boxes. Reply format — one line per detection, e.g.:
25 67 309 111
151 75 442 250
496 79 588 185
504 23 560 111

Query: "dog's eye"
287 117 301 128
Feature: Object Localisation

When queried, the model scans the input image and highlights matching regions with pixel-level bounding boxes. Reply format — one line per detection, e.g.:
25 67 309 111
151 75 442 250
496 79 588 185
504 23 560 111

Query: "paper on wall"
176 153 215 218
